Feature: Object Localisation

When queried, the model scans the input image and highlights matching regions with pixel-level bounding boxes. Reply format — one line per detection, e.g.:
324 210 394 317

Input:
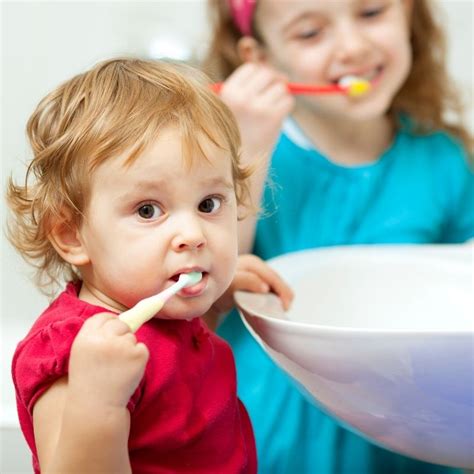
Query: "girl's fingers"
255 83 294 114
272 280 294 311
223 63 288 100
237 255 280 282
233 270 271 293
237 255 295 310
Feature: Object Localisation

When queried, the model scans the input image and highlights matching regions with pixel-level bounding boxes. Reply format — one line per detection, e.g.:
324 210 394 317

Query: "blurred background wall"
1 1 472 472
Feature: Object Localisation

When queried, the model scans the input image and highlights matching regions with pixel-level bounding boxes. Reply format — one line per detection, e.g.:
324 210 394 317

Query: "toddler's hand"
219 63 294 159
68 313 149 409
205 255 294 329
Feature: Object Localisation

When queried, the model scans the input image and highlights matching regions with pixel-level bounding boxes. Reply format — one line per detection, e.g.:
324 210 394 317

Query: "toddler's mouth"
168 270 208 297
179 272 208 297
170 270 207 283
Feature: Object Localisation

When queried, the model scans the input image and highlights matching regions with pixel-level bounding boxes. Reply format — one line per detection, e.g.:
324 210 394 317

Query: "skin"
33 125 293 473
220 0 413 252
76 126 240 319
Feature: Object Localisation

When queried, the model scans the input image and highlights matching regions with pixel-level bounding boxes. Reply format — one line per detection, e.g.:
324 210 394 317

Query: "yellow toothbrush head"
339 76 371 98
347 79 371 97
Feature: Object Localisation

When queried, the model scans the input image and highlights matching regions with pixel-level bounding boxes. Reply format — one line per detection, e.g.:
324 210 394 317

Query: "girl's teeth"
339 69 378 87
338 75 361 87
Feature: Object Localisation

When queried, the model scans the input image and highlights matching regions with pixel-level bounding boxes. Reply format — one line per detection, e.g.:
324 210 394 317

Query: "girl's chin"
332 99 392 123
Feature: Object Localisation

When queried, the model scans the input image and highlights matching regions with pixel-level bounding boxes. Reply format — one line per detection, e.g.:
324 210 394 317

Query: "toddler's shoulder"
12 283 100 414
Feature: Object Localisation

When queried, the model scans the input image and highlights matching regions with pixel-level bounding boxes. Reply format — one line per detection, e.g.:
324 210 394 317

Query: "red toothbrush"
211 78 371 97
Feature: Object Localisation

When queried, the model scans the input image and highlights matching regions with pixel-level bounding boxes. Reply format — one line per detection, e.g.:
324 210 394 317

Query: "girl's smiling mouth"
333 65 384 87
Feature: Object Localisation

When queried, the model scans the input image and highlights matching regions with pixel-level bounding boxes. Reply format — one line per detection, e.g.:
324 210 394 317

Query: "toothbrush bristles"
180 271 202 287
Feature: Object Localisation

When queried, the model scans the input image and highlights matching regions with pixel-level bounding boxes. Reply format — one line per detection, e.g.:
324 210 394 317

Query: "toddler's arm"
219 63 294 253
32 313 149 473
204 254 294 330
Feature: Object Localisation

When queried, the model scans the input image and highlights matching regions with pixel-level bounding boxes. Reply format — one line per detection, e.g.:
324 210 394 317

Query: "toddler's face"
256 0 412 121
76 125 238 320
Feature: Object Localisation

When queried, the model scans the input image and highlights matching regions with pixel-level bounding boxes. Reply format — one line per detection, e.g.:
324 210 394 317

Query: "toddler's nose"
171 218 207 252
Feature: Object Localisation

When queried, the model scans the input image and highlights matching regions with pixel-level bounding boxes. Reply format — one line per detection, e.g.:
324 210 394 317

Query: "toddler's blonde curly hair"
6 58 252 296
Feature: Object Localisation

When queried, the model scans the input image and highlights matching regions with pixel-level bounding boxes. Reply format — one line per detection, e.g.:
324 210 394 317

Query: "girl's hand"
219 62 294 159
204 254 294 330
68 313 149 409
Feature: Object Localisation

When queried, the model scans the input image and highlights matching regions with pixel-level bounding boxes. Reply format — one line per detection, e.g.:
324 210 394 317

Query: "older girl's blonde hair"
6 58 252 294
203 0 472 154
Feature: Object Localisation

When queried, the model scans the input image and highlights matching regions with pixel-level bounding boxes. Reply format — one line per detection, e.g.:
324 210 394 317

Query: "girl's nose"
171 218 207 252
333 21 370 63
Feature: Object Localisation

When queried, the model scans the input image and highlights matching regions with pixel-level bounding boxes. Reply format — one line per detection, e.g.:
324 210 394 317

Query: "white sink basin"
235 244 474 469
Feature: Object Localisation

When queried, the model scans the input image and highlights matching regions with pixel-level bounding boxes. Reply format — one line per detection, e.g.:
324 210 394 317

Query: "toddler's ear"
49 214 90 266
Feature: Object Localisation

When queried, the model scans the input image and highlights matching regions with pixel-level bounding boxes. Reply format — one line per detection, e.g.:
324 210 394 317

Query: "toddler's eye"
199 196 222 214
137 203 162 220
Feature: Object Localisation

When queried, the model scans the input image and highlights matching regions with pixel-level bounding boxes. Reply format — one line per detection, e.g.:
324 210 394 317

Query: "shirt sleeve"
12 316 142 415
437 135 474 243
12 317 84 415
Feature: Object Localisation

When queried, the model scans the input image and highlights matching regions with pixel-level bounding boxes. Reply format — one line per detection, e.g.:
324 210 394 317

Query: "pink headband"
228 0 257 36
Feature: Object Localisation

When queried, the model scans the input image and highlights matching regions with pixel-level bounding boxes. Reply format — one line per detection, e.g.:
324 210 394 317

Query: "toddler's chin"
156 301 212 322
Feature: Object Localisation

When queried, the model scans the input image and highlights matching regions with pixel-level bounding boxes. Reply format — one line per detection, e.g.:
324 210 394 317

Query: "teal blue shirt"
219 119 474 474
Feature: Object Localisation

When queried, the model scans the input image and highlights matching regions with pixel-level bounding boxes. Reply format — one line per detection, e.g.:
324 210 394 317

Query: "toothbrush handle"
287 83 344 95
119 298 165 333
118 279 187 333
211 82 344 95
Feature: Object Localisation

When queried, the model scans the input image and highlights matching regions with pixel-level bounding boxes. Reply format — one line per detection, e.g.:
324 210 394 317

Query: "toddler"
7 57 292 473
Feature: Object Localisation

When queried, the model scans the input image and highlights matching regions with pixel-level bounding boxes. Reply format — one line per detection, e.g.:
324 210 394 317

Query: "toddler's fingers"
80 312 117 331
135 341 150 362
102 316 134 336
120 331 139 346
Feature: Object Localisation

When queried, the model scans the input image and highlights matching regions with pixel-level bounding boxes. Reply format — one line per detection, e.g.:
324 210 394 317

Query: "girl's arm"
218 63 294 254
33 313 149 473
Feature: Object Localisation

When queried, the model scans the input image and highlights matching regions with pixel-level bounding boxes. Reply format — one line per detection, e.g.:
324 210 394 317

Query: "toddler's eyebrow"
199 176 234 190
117 176 234 200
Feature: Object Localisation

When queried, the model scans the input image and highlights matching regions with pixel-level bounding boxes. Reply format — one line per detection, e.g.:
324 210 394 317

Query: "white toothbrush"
119 272 202 332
